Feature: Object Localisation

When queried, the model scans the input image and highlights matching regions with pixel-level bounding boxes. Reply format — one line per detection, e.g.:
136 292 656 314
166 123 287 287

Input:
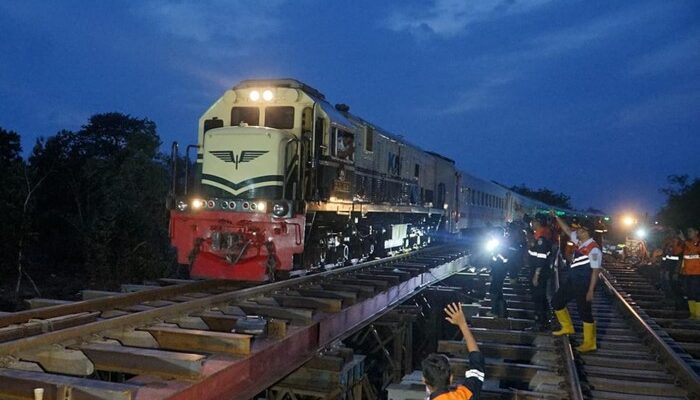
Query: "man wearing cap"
549 211 602 352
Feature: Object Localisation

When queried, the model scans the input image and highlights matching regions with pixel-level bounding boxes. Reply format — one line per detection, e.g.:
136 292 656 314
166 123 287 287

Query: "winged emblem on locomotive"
209 150 268 170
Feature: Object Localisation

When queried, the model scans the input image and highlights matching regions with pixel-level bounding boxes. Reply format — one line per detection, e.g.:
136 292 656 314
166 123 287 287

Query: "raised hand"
444 302 468 328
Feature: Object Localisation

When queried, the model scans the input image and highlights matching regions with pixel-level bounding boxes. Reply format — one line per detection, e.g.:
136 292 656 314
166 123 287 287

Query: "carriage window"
365 127 374 152
414 164 420 178
231 107 260 126
265 106 295 129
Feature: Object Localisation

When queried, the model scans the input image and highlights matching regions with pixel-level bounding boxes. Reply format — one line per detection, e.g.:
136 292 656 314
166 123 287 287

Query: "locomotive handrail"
600 269 700 396
184 144 200 195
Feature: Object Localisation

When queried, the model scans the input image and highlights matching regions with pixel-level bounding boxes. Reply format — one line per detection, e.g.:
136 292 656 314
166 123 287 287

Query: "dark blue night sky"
1 1 698 214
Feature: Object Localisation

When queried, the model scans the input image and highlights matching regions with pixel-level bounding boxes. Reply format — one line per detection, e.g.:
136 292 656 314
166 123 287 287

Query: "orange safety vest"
682 240 700 276
432 385 474 400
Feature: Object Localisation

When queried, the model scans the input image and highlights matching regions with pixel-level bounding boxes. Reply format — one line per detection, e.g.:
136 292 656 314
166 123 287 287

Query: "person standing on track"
528 216 553 331
421 303 484 399
681 226 700 320
549 210 602 353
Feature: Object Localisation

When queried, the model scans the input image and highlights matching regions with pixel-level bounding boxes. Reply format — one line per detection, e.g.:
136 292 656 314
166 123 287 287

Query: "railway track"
603 261 700 374
0 244 469 400
389 260 700 400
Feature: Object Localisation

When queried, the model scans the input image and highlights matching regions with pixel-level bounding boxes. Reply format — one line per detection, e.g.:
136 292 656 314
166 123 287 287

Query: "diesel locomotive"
169 79 559 281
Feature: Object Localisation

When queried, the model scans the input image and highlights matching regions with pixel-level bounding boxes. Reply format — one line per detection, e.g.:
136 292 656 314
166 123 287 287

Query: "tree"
0 128 24 276
28 113 173 289
509 184 573 209
657 175 700 229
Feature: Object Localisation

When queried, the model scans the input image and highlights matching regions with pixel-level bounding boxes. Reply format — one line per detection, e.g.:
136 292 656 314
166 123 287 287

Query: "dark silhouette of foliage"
28 113 173 289
0 127 24 276
510 184 572 209
657 175 700 229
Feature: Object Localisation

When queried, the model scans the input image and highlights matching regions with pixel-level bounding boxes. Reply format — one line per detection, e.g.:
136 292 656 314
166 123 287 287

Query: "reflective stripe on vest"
571 240 599 269
684 254 700 260
663 255 680 261
528 250 549 259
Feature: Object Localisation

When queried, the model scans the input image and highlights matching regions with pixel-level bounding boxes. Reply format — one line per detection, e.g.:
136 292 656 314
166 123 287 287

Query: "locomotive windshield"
231 107 260 126
265 106 295 129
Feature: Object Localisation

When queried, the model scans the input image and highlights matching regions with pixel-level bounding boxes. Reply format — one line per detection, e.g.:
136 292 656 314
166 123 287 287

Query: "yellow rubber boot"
552 308 574 336
576 322 597 353
690 301 700 320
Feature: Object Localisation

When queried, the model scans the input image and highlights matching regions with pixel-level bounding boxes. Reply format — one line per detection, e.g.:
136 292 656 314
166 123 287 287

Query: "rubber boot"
576 322 597 353
690 301 700 320
552 308 574 336
687 301 695 319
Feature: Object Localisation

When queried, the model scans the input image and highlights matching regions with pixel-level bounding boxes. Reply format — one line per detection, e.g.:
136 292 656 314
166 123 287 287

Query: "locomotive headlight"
485 238 500 252
262 89 274 101
272 201 289 217
257 202 266 212
191 198 204 209
249 90 260 101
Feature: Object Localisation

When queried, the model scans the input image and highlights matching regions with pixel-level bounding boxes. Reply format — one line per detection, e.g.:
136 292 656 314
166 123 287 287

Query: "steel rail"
553 265 585 400
600 269 700 397
0 279 237 328
0 245 451 356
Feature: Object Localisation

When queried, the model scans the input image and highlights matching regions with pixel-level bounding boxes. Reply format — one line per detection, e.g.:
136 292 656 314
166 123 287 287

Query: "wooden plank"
234 302 314 325
144 326 252 355
0 312 99 343
81 290 119 300
120 284 158 293
0 368 136 400
19 345 94 376
24 298 73 309
79 342 204 379
102 328 159 348
294 288 357 305
165 316 210 330
271 295 343 312
318 283 375 297
267 319 287 339
197 311 239 332
335 278 388 289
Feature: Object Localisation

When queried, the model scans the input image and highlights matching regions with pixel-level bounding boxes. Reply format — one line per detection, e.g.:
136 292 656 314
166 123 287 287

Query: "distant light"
622 216 635 226
654 221 659 225
249 90 260 101
443 204 448 210
635 228 647 239
262 89 274 101
604 217 610 221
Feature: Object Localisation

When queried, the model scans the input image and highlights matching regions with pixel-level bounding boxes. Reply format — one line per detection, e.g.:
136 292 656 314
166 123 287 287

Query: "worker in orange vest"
681 226 700 320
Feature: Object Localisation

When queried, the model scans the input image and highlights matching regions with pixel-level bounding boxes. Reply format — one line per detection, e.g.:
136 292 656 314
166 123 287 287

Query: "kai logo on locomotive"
209 150 269 170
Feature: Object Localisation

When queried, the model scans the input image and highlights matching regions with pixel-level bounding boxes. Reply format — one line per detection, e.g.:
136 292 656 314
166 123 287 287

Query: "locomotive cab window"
332 127 354 161
231 107 260 126
265 106 295 129
365 126 374 152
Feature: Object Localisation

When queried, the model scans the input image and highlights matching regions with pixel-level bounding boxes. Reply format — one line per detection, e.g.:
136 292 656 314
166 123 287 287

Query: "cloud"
618 88 700 127
135 0 285 43
385 0 552 39
440 74 516 114
629 30 700 76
